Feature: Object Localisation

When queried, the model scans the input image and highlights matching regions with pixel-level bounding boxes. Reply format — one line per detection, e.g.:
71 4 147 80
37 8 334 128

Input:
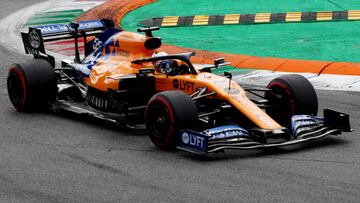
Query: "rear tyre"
145 91 198 150
7 59 57 112
265 74 318 128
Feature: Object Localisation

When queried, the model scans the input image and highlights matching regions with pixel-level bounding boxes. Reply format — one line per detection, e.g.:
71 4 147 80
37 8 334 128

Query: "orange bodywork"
83 30 282 130
154 73 281 129
84 31 154 91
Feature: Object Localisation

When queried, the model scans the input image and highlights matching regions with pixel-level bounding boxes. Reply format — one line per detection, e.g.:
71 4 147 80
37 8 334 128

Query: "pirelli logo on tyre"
140 10 358 27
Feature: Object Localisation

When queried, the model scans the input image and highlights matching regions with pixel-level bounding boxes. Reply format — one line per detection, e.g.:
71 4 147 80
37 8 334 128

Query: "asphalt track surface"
0 1 360 202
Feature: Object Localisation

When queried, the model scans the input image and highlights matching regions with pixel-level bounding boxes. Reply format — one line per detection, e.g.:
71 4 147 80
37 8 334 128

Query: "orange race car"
7 19 352 154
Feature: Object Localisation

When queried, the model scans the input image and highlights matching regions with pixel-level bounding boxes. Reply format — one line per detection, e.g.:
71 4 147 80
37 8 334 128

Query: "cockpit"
132 52 197 76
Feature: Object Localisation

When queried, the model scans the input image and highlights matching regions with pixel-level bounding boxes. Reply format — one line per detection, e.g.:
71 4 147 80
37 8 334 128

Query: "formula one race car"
7 19 352 154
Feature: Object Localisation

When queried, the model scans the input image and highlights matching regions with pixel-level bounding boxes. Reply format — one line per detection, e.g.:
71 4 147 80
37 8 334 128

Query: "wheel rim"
148 104 171 139
7 67 26 109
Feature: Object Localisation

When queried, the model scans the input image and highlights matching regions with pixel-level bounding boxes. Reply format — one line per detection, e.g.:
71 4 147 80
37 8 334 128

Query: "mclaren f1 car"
7 19 352 154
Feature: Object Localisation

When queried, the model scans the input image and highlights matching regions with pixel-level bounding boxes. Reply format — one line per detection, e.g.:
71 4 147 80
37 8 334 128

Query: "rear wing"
21 19 115 61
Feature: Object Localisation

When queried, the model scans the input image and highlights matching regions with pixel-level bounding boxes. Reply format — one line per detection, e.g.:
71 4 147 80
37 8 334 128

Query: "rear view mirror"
214 57 230 69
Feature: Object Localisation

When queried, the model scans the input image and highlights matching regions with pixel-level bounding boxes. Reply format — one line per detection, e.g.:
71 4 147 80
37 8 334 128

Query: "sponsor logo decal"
37 24 68 34
29 30 40 49
173 79 179 89
178 130 207 153
78 20 103 30
209 129 248 140
181 132 190 144
181 132 204 148
92 38 103 50
173 79 195 92
203 125 249 140
35 20 104 35
107 46 130 57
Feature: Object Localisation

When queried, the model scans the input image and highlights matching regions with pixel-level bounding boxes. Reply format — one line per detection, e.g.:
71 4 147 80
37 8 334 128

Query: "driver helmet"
152 51 168 57
152 52 177 73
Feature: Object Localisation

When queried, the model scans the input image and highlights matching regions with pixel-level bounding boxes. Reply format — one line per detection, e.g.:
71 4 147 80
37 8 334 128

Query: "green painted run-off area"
122 0 360 63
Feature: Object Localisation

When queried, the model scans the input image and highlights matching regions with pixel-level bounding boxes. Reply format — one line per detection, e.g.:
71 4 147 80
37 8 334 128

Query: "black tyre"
265 74 318 127
145 91 198 150
7 59 57 112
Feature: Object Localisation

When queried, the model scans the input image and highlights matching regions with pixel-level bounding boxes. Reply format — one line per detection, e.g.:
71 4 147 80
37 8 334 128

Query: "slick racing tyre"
145 91 198 150
7 59 57 112
265 74 318 128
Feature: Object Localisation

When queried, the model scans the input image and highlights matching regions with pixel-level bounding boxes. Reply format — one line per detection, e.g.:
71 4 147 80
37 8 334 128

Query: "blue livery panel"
178 130 208 154
291 115 324 137
89 28 121 54
177 126 250 154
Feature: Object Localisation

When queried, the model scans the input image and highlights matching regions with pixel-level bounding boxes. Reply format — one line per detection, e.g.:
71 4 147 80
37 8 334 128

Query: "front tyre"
7 59 57 112
145 91 198 150
265 74 318 128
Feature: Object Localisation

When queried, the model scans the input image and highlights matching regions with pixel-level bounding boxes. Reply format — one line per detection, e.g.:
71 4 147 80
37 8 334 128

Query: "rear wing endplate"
21 27 46 56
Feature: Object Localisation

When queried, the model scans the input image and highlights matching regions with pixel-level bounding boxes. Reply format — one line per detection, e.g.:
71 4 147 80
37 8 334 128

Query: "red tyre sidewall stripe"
268 81 296 115
10 66 27 109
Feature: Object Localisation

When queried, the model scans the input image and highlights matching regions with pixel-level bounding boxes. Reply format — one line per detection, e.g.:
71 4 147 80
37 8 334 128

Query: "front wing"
176 109 352 155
